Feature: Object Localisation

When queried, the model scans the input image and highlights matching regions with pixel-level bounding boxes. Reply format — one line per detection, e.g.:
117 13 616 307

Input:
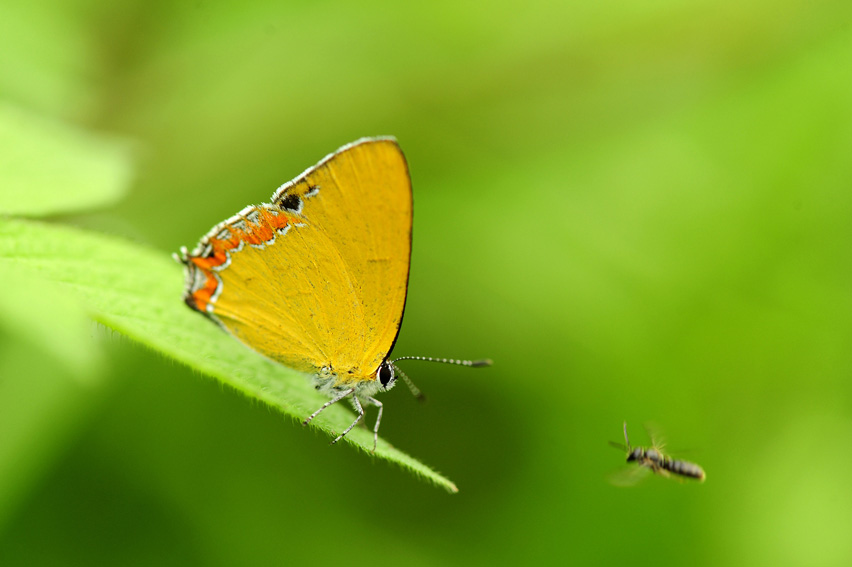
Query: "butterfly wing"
181 138 412 382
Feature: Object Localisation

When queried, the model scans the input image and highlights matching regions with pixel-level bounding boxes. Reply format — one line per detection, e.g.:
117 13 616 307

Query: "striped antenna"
389 356 492 402
390 356 493 367
390 364 426 402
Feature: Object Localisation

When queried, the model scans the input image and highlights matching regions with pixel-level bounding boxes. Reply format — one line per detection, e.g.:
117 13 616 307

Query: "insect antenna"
391 356 493 367
390 363 426 402
390 356 492 402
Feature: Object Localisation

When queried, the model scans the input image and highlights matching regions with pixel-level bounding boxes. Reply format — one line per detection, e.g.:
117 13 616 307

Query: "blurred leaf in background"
1 0 852 566
0 269 105 534
0 102 132 216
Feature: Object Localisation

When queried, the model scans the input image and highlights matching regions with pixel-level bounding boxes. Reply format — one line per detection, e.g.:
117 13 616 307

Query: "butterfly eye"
377 362 395 389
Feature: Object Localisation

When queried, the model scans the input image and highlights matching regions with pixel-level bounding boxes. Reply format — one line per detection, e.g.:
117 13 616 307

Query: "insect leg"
303 388 355 426
367 396 383 453
653 464 671 479
331 395 364 445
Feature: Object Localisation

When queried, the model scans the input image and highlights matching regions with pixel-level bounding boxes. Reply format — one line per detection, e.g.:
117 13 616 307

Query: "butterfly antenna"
390 357 491 401
390 364 426 402
390 356 493 367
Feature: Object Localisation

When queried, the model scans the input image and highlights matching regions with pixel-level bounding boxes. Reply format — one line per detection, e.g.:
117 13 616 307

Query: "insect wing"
608 464 652 487
181 138 412 380
643 421 667 452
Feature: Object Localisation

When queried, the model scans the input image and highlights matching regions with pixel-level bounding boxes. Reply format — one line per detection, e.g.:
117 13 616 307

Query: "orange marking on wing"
262 209 292 230
254 224 275 243
191 256 219 271
184 208 296 314
190 272 219 312
244 210 293 244
190 235 242 270
240 227 264 246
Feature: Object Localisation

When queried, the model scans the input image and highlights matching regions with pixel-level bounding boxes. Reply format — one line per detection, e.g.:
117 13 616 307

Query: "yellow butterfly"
176 137 490 449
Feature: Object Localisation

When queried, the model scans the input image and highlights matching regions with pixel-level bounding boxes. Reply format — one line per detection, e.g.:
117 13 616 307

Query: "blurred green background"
2 0 852 565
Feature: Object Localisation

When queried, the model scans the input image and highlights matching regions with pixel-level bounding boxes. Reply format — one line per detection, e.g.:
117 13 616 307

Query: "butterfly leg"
331 395 364 445
303 387 355 427
366 396 383 452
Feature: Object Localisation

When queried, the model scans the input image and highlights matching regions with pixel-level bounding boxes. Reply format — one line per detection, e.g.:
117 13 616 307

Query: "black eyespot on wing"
279 193 302 213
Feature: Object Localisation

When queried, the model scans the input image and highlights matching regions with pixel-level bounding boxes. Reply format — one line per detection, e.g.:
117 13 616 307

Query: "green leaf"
0 102 133 216
0 218 459 492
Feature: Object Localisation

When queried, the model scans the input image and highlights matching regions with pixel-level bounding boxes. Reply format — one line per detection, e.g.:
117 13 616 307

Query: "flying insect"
609 422 705 484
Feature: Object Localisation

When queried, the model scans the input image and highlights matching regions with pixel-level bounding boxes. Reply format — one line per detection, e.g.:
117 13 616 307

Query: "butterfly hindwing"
184 138 412 382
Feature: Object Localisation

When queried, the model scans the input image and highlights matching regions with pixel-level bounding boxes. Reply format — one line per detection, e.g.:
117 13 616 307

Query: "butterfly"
175 137 490 450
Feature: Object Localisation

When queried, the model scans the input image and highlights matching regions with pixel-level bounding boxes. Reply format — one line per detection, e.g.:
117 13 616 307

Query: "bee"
609 422 705 484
